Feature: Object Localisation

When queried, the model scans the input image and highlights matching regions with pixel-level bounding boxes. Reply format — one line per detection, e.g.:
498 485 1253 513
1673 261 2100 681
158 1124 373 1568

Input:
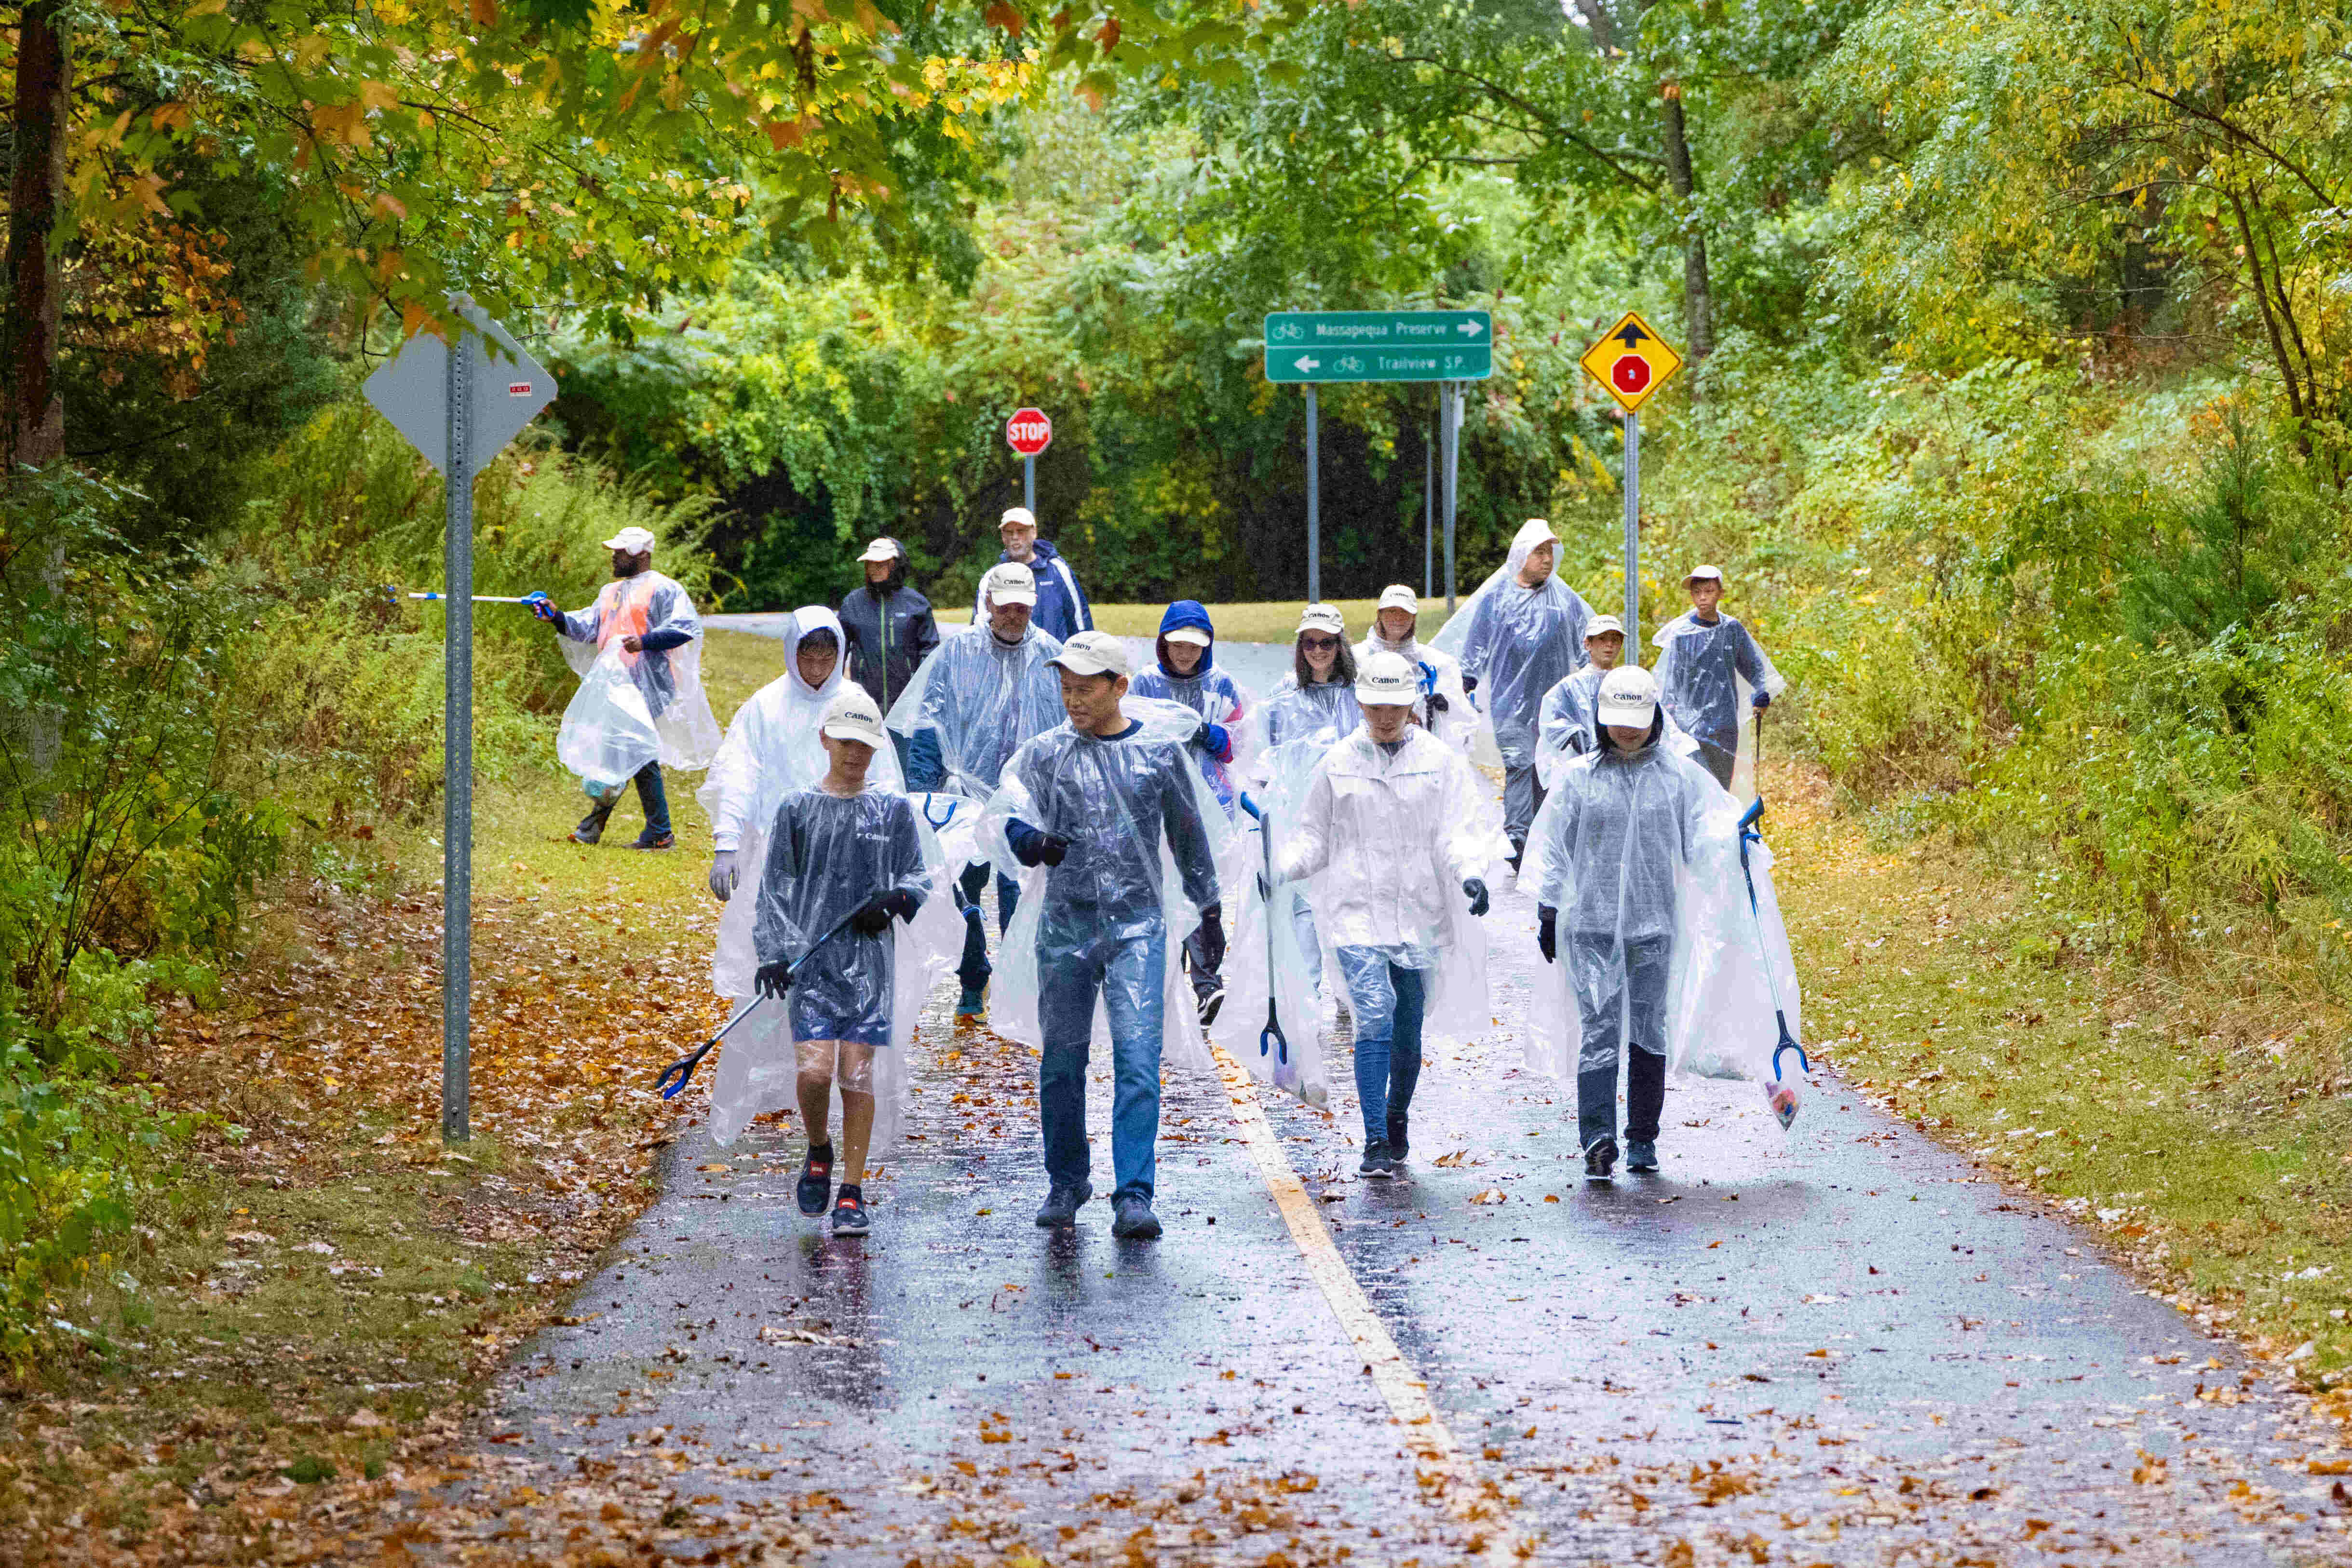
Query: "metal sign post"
1423 409 1434 599
1442 382 1461 612
362 298 557 1146
1305 385 1320 604
1024 456 1035 516
1622 409 1640 639
1577 311 1684 648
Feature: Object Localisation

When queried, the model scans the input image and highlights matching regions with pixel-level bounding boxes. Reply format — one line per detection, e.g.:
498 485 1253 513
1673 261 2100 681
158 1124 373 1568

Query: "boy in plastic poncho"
998 632 1222 1243
750 689 931 1237
1535 614 1626 784
532 524 722 849
1651 565 1786 795
1433 518 1596 873
1354 584 1472 749
1276 653 1493 1180
1129 600 1248 1027
1532 665 1722 1182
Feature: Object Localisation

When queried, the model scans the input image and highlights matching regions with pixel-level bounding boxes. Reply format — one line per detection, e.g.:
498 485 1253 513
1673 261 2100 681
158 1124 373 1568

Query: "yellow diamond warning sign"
1579 311 1683 413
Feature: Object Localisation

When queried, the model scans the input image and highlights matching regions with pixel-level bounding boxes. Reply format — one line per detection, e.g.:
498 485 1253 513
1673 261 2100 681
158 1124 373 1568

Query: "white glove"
707 849 738 902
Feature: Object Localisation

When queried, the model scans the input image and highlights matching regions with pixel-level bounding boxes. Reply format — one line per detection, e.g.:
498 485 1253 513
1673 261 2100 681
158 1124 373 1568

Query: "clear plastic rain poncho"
977 698 1230 1070
1355 629 1473 752
1130 611 1257 813
705 786 962 1150
1269 726 1511 1051
1242 674 1365 1001
1431 519 1596 771
1651 611 1786 801
884 620 1067 798
701 608 907 1001
1536 664 1701 789
1257 676 1362 751
554 570 724 790
1522 733 1806 1119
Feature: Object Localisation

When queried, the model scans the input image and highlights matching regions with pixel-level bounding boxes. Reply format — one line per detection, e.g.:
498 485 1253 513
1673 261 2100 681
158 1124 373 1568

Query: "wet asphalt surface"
460 637 2352 1564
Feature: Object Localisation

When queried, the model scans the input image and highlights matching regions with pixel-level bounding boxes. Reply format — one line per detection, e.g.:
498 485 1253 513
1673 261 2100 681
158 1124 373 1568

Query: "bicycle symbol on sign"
1271 321 1305 342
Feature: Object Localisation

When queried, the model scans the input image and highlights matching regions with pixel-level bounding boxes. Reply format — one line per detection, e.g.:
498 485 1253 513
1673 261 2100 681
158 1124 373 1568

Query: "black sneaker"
830 1186 870 1235
627 829 676 851
1197 983 1226 1029
1360 1140 1396 1180
1110 1194 1162 1240
1386 1108 1410 1164
797 1145 834 1216
1625 1140 1659 1173
1583 1136 1618 1181
1034 1182 1092 1228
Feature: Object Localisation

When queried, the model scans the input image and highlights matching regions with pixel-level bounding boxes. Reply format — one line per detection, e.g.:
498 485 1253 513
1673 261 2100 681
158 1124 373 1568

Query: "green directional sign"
1262 310 1495 383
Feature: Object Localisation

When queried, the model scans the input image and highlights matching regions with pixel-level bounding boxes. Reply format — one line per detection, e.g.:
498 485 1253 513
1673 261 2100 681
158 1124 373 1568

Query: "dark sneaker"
1583 1136 1618 1182
956 987 986 1021
1197 983 1226 1029
1110 1194 1162 1240
1034 1182 1092 1228
1625 1140 1659 1173
1386 1108 1410 1164
830 1187 870 1235
569 811 611 846
627 830 676 851
797 1146 834 1216
1360 1141 1397 1179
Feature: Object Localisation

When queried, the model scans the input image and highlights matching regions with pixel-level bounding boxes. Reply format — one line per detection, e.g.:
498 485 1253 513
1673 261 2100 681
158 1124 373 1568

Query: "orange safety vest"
595 576 660 668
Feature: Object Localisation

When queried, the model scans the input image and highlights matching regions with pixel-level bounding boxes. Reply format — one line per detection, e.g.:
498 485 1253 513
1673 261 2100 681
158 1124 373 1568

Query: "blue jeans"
576 760 670 839
1037 925 1167 1203
1335 947 1427 1146
955 862 1021 993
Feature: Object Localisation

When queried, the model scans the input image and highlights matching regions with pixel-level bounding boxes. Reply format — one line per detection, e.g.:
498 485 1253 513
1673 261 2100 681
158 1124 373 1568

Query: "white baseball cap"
1585 614 1626 639
1354 650 1420 709
981 561 1038 608
1163 625 1212 648
999 506 1038 531
1050 629 1132 679
820 687 887 749
1296 603 1347 638
601 526 658 554
1595 665 1661 728
1684 564 1725 585
1376 584 1419 615
857 537 901 563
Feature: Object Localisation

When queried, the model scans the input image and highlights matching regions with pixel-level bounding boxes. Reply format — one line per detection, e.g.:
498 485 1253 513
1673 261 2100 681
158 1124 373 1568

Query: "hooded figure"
1650 566 1786 799
838 535 941 729
887 561 1068 1015
701 607 908 994
1130 600 1256 1026
1526 666 1805 1181
1355 584 1473 752
978 638 1227 1242
540 527 725 850
1432 518 1596 865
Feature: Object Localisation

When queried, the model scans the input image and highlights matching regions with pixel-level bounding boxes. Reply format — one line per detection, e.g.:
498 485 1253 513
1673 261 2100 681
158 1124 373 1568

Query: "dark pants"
1570 933 1670 1150
1038 927 1167 1203
1181 923 1223 1001
576 760 670 840
955 862 1021 993
1694 738 1737 790
1504 763 1546 852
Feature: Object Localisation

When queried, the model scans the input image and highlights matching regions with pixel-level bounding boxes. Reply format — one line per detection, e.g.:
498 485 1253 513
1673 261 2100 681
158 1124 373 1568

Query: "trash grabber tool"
1736 798 1810 1129
653 906 866 1100
384 586 551 605
1238 794 1289 1068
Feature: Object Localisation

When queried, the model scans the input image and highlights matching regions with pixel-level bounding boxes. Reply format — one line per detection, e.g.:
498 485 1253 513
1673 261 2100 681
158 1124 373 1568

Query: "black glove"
1039 832 1070 866
756 959 793 998
1753 691 1772 710
849 888 920 935
1463 878 1488 918
1427 691 1449 714
1537 906 1557 965
1461 674 1478 695
1197 905 1226 971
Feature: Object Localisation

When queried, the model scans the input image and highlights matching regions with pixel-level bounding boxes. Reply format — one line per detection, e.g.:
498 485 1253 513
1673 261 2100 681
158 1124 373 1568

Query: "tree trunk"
1658 91 1712 361
5 0 71 469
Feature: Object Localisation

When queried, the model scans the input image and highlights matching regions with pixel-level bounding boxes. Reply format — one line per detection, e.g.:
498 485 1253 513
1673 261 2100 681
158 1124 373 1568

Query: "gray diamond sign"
363 300 556 474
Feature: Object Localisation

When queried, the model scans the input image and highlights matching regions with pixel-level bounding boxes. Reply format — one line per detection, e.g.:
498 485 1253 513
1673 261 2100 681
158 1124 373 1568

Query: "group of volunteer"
528 504 1801 1234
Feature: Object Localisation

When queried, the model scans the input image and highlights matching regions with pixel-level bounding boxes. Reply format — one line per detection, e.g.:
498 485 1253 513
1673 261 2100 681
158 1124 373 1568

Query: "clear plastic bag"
553 570 722 779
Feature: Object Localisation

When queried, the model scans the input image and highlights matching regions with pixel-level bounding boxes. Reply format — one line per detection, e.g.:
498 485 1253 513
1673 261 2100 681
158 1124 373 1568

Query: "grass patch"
1769 759 2352 1387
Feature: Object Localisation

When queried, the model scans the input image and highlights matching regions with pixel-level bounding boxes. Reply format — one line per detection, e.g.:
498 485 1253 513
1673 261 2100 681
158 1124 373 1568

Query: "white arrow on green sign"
1262 311 1495 383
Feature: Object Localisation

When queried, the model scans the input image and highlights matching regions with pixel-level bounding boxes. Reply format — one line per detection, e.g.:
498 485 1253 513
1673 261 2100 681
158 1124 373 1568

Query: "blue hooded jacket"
1131 600 1244 807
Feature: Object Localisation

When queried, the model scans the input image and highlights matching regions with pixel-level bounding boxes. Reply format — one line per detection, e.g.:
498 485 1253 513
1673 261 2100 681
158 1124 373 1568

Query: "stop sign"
1610 355 1652 396
1005 407 1053 457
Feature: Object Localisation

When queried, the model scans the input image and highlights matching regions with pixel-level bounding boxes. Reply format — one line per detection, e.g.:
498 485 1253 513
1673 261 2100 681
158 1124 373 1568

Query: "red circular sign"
1611 355 1652 396
1005 407 1053 457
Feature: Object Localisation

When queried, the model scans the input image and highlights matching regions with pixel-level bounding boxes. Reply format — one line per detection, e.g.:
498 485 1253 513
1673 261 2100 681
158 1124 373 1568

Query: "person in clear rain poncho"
887 561 1067 1020
1651 565 1786 797
1433 518 1596 871
534 524 722 849
1130 600 1252 1027
1354 584 1472 750
1273 653 1507 1177
732 688 956 1235
978 632 1224 1242
1527 665 1806 1181
1248 604 1363 1000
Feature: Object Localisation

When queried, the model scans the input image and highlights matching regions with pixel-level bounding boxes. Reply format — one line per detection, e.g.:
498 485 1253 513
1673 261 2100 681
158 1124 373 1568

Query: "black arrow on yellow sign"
1614 322 1650 348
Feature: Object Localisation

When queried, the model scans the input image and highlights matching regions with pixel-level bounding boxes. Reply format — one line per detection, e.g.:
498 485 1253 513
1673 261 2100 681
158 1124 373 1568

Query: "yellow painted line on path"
1212 1044 1527 1563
